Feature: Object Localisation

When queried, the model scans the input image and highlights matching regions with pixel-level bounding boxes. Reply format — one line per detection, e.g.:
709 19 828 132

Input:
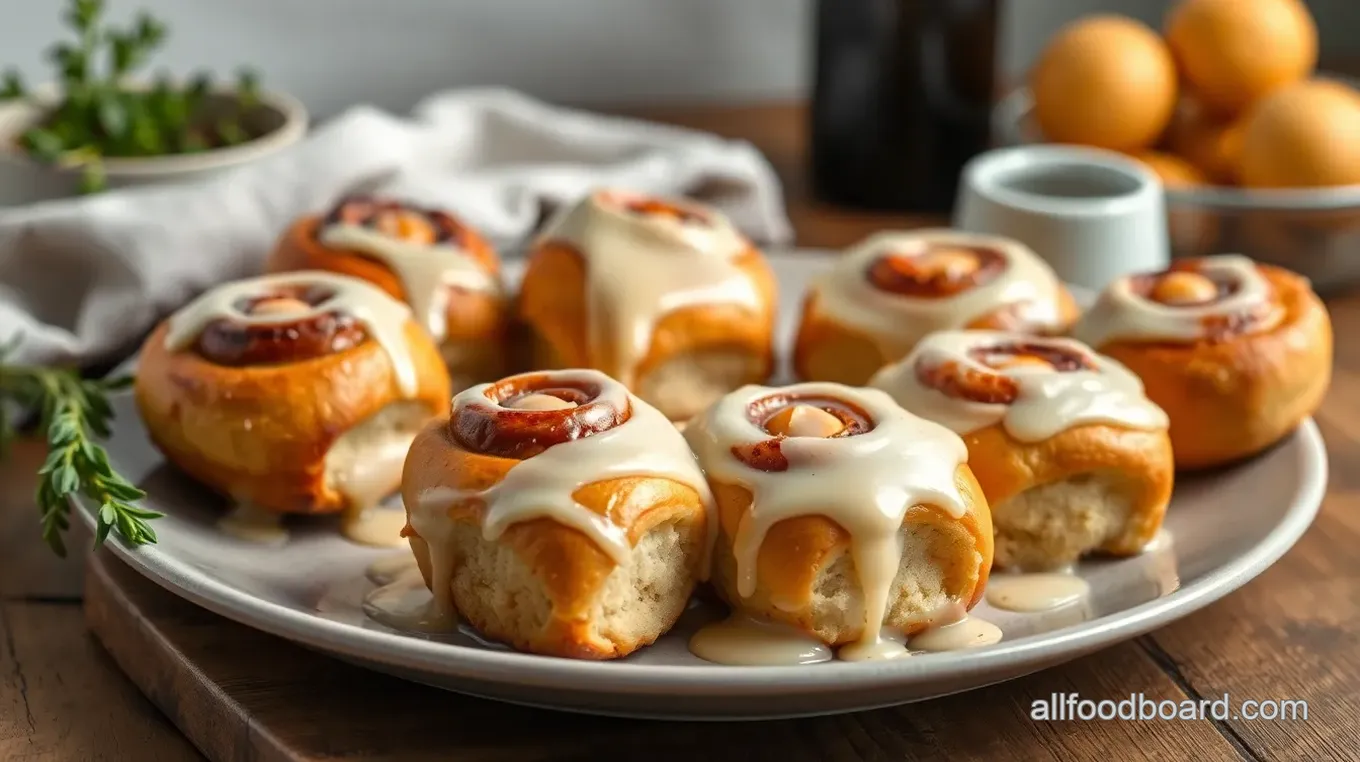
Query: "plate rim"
76 418 1327 697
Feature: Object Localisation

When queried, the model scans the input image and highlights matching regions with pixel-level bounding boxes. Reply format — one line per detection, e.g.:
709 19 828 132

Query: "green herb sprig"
0 0 265 193
0 339 160 557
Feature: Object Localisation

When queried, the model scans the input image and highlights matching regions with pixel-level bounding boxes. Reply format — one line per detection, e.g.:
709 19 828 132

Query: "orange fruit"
1239 79 1360 188
1165 0 1317 116
1132 151 1220 258
1164 98 1248 183
1132 150 1210 187
1031 15 1178 152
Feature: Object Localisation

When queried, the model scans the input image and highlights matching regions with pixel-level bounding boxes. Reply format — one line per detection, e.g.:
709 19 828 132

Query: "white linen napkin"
0 88 792 367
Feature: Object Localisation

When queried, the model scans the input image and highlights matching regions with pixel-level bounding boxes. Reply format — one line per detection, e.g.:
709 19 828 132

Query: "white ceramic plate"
77 250 1328 720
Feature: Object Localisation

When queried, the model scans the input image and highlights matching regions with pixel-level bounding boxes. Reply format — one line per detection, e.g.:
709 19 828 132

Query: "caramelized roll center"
322 195 468 248
450 373 630 459
865 243 1007 298
730 393 874 472
914 341 1094 405
1131 260 1281 342
195 284 369 366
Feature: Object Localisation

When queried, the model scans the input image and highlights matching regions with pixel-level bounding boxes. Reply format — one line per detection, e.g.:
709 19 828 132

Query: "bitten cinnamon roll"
1072 255 1332 470
400 369 714 659
683 383 993 661
871 330 1173 571
794 230 1079 386
135 271 452 545
517 190 778 422
266 195 508 390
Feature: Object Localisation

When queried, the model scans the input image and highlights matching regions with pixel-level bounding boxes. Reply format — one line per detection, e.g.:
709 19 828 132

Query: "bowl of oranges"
995 0 1360 291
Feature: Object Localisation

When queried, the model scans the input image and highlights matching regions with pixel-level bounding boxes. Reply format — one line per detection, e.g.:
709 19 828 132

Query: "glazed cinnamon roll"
135 271 452 545
683 383 993 661
870 330 1173 571
794 230 1079 386
1072 255 1332 470
400 369 713 659
517 190 778 422
266 195 508 390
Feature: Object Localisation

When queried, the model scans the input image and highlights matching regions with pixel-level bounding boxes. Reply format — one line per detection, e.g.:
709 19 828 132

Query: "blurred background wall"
1 0 1356 119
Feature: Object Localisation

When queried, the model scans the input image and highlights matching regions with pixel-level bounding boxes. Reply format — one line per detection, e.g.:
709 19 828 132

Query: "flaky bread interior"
401 420 709 659
709 515 983 645
409 516 702 658
991 472 1139 571
706 465 993 645
962 422 1174 571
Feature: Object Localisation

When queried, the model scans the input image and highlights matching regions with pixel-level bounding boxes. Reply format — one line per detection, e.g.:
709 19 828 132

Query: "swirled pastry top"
408 369 716 571
808 229 1067 358
165 270 419 396
870 330 1168 442
317 196 502 341
683 382 974 657
533 190 764 384
1072 255 1286 348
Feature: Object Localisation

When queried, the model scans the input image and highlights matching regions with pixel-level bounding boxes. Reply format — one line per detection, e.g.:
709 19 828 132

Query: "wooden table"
2 103 1357 761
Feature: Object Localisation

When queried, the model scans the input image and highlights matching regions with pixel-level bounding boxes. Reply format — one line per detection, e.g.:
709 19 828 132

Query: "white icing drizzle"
909 616 1003 651
535 191 762 386
683 382 974 661
688 613 834 666
985 571 1091 613
318 223 501 342
216 503 288 545
810 229 1065 361
362 563 458 634
870 330 1169 442
366 554 419 586
1072 254 1279 348
341 506 408 548
164 271 419 397
409 370 716 617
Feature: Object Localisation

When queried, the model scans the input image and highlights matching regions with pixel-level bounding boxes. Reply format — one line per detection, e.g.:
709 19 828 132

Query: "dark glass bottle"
810 0 1000 213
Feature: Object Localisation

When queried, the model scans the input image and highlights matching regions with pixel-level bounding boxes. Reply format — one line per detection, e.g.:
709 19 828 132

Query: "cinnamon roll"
516 190 778 422
683 383 993 661
794 230 1079 386
266 195 508 390
1072 255 1332 470
870 330 1173 571
400 369 713 659
135 271 452 545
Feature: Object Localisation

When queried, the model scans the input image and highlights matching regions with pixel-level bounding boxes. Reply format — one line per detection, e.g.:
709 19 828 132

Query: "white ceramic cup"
953 144 1169 291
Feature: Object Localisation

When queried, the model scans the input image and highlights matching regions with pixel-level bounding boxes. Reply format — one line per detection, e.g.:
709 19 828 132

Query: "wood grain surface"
0 102 1357 762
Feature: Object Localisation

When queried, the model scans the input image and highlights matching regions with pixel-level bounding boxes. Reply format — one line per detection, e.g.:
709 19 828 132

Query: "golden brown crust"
1091 264 1331 470
704 464 993 643
266 214 509 384
793 287 1082 387
400 417 708 659
135 319 451 514
514 239 778 418
963 422 1175 560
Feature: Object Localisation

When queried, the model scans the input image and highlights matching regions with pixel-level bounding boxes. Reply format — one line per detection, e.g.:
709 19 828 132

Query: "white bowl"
954 145 1171 291
0 85 308 205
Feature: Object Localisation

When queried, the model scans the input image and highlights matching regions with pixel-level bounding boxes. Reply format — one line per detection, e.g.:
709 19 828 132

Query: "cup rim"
962 144 1162 218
